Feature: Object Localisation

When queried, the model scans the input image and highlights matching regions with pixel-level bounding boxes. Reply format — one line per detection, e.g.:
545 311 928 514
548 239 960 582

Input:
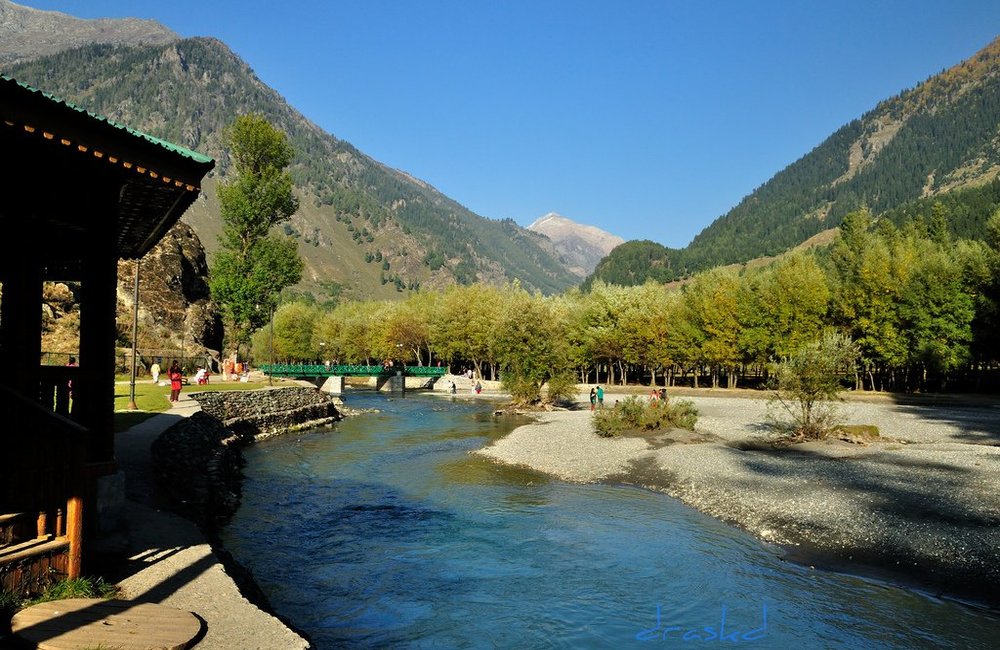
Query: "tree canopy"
210 114 303 354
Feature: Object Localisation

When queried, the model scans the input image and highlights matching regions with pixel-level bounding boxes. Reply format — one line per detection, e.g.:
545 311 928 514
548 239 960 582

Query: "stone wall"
189 386 341 440
151 387 341 527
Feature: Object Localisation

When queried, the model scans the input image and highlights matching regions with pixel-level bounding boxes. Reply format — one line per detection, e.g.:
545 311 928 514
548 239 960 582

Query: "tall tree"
210 114 302 356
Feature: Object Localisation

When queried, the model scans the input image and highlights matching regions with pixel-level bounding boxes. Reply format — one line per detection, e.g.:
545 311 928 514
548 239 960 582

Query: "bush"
593 406 625 437
503 375 541 405
594 395 698 437
769 331 859 440
543 373 577 405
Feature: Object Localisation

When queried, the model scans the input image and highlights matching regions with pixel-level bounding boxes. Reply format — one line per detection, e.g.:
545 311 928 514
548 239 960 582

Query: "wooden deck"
11 598 202 650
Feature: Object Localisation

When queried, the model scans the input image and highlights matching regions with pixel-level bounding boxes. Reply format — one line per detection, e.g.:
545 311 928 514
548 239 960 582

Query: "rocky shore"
475 390 1000 607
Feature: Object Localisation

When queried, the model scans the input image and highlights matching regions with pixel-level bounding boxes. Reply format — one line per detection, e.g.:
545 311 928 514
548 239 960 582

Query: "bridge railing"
260 364 447 378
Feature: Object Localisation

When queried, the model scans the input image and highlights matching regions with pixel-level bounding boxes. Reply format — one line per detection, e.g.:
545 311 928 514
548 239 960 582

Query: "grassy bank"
112 378 291 431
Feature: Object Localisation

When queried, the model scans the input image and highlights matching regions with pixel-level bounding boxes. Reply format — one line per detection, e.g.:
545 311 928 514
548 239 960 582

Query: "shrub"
594 406 625 437
503 375 540 404
769 331 859 440
543 373 577 405
594 395 698 437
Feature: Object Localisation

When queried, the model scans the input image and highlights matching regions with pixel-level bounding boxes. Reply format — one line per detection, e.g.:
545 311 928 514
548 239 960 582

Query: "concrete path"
112 395 310 649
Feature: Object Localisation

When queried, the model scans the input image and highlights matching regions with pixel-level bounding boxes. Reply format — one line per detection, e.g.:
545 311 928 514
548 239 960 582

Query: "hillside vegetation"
587 36 1000 287
5 39 577 298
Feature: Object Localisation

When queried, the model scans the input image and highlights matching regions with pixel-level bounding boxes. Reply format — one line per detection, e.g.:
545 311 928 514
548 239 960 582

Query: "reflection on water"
221 392 1000 649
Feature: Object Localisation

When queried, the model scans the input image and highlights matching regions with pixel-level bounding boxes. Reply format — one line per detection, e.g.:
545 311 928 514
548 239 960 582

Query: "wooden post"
55 508 64 538
65 495 83 580
36 511 47 539
78 237 118 463
0 264 42 398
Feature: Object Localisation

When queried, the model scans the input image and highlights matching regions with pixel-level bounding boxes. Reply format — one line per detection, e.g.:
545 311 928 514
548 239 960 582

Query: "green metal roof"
0 74 214 165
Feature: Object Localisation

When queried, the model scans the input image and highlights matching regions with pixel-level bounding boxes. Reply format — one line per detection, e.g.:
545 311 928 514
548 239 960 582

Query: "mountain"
1 4 577 299
586 36 1000 287
0 0 177 65
527 213 624 277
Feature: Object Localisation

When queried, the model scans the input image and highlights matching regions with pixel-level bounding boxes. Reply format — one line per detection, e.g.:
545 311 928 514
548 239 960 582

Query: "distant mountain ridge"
0 0 177 65
1 2 578 298
587 35 1000 287
527 212 623 277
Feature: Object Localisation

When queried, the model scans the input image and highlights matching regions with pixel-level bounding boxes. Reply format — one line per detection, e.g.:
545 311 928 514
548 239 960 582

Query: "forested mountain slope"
4 37 577 298
587 36 1000 287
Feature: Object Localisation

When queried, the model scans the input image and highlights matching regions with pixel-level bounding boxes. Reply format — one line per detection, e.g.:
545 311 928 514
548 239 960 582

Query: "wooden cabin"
0 75 214 594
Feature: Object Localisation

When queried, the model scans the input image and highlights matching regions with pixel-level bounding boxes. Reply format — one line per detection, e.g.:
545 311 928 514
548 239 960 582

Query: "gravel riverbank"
475 390 1000 606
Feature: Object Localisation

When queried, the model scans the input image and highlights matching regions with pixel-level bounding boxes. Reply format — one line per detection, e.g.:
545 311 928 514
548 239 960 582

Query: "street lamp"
268 303 275 386
127 259 140 410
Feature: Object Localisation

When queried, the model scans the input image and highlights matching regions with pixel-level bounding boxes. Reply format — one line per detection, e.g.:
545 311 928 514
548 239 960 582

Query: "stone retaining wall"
151 387 342 527
189 386 341 438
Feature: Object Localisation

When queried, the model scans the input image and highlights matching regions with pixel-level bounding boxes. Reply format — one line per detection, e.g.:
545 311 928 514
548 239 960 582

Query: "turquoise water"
220 392 1000 649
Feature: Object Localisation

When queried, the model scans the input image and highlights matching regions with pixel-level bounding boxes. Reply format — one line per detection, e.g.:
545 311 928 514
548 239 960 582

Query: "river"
219 392 1000 649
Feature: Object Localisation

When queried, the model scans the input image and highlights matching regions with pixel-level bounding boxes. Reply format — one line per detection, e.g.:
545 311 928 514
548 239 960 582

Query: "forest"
253 207 1000 395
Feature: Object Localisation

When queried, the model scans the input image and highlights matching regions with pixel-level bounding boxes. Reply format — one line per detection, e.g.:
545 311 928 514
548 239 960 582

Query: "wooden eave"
0 75 215 264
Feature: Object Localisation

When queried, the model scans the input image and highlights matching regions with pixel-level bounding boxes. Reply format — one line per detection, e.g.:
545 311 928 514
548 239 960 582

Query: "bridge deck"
260 363 447 378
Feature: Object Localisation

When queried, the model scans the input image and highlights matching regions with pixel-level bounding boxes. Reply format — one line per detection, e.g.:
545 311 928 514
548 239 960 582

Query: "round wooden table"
11 598 201 650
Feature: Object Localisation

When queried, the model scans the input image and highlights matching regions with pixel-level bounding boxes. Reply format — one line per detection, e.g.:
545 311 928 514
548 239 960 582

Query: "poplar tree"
210 114 303 356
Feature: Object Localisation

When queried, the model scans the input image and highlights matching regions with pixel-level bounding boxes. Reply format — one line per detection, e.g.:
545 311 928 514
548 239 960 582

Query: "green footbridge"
260 363 447 379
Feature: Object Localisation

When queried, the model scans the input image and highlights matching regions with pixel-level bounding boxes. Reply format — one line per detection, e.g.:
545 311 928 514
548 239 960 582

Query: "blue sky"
20 1 1000 247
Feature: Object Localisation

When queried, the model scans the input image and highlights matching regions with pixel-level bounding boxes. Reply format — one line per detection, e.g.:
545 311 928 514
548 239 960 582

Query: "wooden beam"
65 495 82 580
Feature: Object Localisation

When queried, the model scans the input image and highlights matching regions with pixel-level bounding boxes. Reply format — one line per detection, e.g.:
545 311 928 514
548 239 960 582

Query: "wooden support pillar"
77 235 118 465
66 494 83 580
0 264 43 399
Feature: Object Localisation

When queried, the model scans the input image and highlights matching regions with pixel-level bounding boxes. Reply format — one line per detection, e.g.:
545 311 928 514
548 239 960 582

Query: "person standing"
589 387 597 411
168 360 183 402
150 359 161 385
596 385 604 409
66 355 77 399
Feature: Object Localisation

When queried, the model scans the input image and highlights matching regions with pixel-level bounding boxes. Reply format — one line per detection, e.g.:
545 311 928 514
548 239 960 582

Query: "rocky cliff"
116 220 223 357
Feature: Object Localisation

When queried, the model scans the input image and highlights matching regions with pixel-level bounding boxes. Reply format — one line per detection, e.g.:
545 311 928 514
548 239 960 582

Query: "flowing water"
220 392 1000 649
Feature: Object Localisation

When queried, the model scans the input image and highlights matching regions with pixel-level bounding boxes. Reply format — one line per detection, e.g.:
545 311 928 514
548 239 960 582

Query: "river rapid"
219 392 1000 649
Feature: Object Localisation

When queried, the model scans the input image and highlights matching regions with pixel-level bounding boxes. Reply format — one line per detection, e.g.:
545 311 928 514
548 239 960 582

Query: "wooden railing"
0 383 87 580
38 364 79 418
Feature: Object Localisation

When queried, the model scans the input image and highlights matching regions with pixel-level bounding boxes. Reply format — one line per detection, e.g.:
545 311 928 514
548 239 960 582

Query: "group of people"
649 388 668 404
448 377 482 395
589 385 605 411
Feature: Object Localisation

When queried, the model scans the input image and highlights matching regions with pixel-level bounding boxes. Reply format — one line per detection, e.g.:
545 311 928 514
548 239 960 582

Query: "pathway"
111 394 310 649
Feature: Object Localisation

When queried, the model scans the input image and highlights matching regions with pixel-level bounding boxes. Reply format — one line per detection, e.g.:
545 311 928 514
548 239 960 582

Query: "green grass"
1 577 119 627
112 378 293 431
26 576 119 605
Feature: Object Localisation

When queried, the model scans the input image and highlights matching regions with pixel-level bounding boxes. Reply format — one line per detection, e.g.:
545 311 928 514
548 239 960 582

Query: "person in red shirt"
168 360 183 402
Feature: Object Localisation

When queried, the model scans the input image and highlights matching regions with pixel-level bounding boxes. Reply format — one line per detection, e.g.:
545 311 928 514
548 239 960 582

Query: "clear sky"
19 1 1000 247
